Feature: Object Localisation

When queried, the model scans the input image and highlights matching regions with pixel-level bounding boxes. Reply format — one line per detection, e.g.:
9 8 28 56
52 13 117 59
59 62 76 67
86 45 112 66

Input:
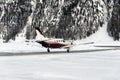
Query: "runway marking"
0 49 116 56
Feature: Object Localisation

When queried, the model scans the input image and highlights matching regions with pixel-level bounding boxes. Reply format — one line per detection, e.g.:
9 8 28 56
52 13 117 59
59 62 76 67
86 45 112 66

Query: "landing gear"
67 48 70 52
47 48 50 52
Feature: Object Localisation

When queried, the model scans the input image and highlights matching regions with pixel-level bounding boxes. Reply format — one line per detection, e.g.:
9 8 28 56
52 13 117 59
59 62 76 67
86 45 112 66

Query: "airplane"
35 27 72 52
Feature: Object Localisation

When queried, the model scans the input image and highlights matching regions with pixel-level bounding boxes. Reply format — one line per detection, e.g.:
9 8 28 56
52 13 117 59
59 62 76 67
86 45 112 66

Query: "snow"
0 6 5 22
15 0 37 41
6 0 14 3
0 0 120 79
0 50 120 80
0 21 118 53
79 22 113 42
73 22 119 50
0 24 119 80
0 28 120 80
0 40 46 53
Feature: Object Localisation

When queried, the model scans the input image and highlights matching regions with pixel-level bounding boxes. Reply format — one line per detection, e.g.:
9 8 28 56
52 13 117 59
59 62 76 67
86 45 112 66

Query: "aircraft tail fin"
35 27 47 40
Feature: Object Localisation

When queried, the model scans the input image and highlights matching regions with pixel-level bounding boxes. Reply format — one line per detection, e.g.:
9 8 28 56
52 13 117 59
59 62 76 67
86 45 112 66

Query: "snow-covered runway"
0 50 120 80
0 48 116 56
0 41 120 80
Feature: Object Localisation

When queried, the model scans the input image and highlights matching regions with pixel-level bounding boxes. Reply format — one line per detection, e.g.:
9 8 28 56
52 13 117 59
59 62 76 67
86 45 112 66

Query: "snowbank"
76 22 113 43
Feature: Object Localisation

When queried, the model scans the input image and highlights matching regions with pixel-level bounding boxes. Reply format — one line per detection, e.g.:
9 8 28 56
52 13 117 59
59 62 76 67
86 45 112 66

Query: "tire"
67 48 70 52
47 48 50 52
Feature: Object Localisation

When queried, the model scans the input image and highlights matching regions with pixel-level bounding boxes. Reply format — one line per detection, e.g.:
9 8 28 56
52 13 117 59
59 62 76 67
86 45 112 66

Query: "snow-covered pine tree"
0 0 120 42
107 0 120 40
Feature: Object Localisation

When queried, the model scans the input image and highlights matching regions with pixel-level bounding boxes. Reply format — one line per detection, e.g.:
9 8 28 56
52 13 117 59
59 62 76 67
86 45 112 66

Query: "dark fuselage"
36 41 67 48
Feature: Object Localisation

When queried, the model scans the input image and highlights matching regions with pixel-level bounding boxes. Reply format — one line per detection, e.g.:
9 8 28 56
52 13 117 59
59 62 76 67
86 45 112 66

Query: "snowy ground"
0 22 118 53
0 40 118 53
0 22 120 80
0 39 120 80
0 50 120 80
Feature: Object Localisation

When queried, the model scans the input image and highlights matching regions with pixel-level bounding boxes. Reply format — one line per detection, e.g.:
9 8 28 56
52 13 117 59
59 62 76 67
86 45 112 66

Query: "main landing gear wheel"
47 48 50 52
67 48 70 52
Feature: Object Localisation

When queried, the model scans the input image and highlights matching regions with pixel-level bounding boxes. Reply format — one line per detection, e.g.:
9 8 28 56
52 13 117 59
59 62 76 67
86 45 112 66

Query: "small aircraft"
35 27 72 52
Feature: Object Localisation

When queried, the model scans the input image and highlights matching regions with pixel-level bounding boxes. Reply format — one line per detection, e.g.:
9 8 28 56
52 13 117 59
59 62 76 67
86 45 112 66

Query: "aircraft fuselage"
36 40 68 48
